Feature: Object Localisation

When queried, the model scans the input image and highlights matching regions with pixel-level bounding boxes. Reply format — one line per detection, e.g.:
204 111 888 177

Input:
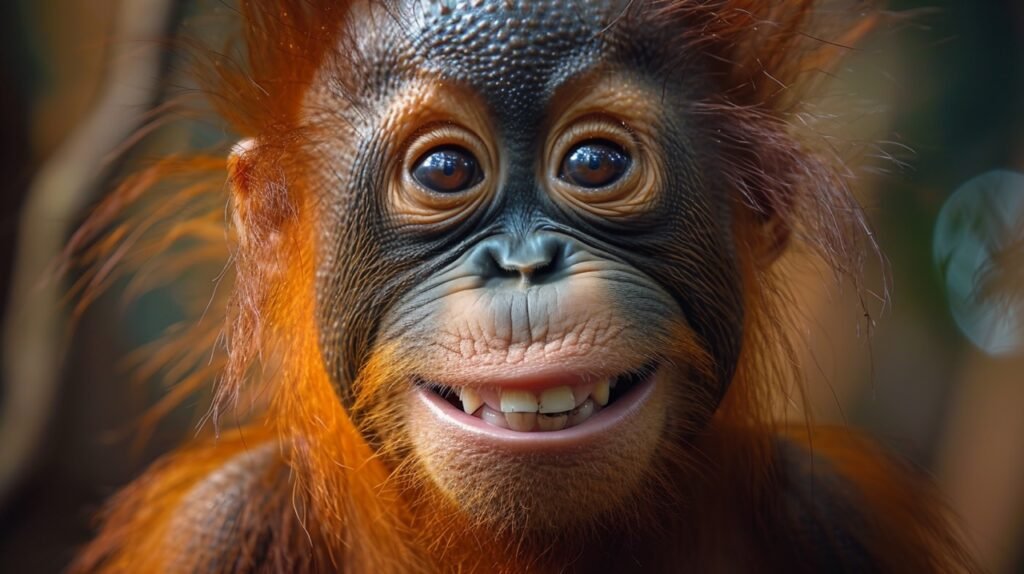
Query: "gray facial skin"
311 0 744 418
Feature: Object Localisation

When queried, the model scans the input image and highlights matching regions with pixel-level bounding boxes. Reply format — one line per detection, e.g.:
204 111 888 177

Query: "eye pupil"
561 140 630 189
412 146 480 193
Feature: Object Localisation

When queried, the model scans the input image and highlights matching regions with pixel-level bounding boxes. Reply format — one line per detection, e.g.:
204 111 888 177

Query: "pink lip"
411 369 658 453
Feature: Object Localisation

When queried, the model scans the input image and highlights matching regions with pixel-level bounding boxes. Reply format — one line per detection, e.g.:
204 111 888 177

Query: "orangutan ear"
228 138 257 246
753 212 791 268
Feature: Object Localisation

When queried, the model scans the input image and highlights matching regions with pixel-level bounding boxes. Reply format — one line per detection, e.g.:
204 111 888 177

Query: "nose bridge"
469 129 568 283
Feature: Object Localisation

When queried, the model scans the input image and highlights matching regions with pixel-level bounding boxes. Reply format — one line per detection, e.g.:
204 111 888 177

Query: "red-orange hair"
69 2 981 572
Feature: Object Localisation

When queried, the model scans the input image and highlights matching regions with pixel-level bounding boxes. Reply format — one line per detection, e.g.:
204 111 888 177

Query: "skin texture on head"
70 1 980 572
303 0 745 530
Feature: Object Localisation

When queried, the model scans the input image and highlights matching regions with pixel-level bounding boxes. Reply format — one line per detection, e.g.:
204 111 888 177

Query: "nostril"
493 261 521 280
525 247 560 283
508 235 566 285
473 234 573 285
480 243 520 280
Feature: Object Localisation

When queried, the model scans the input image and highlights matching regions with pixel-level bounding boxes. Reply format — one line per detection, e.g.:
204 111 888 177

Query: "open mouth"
419 362 659 433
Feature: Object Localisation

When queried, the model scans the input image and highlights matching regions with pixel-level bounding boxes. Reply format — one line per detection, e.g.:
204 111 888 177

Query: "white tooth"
592 380 610 407
500 389 539 413
568 399 595 427
460 387 483 414
479 388 502 411
539 386 576 413
505 412 537 432
572 383 594 407
537 414 568 431
480 406 509 429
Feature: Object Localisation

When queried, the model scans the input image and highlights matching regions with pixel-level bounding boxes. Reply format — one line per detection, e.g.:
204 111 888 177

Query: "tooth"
480 406 509 429
500 389 539 413
537 414 568 431
479 388 502 411
460 387 483 414
572 383 594 407
568 399 595 427
539 386 575 413
592 380 610 406
505 412 537 431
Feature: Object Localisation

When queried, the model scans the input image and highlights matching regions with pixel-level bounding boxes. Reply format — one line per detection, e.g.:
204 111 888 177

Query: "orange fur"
69 1 978 572
72 427 276 572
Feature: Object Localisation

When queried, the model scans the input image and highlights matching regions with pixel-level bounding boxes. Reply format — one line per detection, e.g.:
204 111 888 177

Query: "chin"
403 361 678 532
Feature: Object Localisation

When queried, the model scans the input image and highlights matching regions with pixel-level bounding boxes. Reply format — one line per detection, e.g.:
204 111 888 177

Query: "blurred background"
0 0 1021 572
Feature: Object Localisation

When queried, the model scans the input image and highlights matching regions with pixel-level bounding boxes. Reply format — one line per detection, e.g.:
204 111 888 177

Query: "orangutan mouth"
421 363 658 433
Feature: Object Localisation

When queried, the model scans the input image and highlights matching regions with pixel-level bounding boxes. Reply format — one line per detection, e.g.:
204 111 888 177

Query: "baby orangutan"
73 1 976 572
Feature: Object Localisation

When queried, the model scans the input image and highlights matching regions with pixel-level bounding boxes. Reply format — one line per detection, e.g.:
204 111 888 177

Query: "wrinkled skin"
72 2 978 572
310 0 744 528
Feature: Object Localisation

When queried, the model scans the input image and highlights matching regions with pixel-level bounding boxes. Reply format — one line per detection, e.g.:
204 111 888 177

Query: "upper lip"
415 361 659 392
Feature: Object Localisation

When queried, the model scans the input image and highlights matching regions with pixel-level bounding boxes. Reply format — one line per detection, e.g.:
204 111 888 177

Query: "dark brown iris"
412 146 480 193
560 140 630 189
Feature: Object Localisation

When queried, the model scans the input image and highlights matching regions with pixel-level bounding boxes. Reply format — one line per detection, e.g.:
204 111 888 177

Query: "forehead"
379 0 633 115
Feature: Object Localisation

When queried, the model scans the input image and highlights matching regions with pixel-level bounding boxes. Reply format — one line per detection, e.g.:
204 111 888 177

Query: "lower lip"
411 370 659 453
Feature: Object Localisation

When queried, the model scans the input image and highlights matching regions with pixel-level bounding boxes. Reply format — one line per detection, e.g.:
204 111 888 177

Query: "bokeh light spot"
934 170 1024 357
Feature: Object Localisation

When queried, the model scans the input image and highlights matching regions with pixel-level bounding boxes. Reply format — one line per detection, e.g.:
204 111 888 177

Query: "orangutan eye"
411 146 482 194
559 140 631 189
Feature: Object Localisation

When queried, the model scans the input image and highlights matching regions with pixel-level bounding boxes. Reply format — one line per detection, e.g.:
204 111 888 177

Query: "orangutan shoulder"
165 440 295 572
771 437 876 572
73 437 314 573
774 431 977 573
772 429 972 572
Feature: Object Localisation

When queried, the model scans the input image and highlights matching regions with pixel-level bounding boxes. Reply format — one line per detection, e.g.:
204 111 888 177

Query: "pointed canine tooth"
480 406 509 429
572 383 594 407
505 412 537 432
500 389 539 413
568 399 595 427
539 385 576 413
479 388 502 411
537 414 568 431
592 380 610 407
460 387 483 414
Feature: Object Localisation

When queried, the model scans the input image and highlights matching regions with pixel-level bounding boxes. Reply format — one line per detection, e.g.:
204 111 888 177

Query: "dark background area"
0 1 1021 572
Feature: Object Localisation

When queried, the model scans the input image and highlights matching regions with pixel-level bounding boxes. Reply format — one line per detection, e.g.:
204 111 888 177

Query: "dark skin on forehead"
313 0 743 407
343 0 689 217
404 0 628 119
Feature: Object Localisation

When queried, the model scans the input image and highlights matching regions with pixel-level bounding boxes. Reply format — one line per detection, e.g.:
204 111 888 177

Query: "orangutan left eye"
559 140 631 189
411 146 482 194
